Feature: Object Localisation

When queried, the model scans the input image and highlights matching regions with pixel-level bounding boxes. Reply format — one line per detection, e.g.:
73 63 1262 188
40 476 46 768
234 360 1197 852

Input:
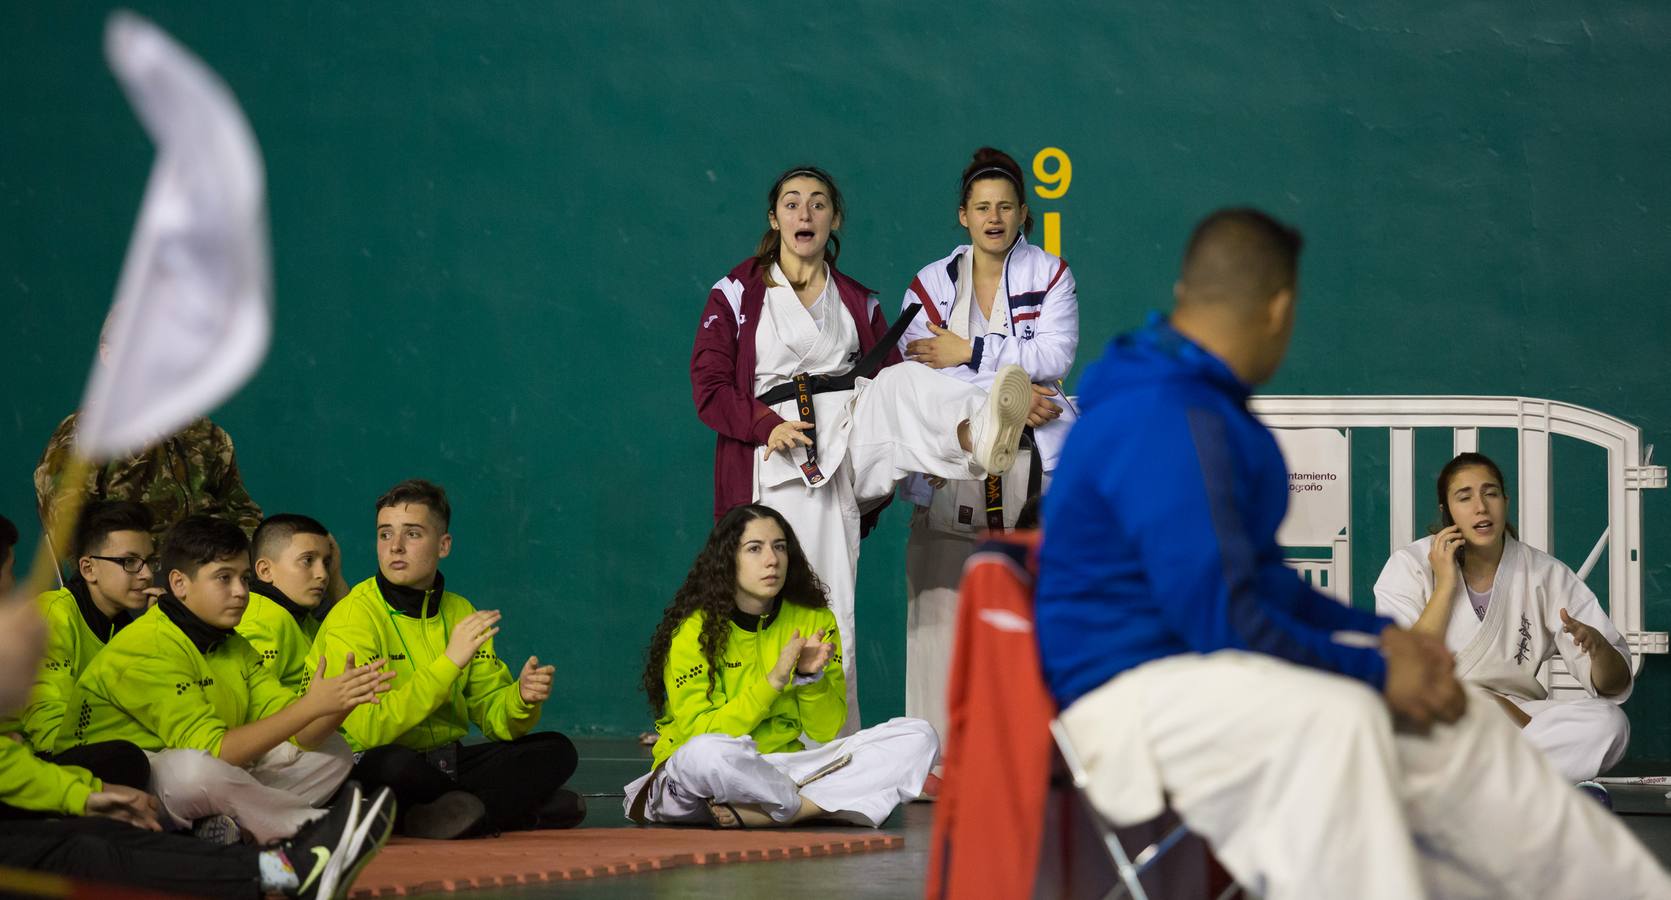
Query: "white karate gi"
752 265 993 734
1375 536 1633 781
622 717 937 827
1062 651 1669 899
146 733 352 843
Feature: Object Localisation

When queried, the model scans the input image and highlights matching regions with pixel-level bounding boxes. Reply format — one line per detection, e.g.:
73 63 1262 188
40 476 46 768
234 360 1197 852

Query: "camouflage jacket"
33 414 263 543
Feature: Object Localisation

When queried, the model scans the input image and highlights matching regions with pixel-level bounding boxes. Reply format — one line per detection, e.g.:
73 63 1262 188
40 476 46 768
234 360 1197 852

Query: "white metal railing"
1251 395 1668 692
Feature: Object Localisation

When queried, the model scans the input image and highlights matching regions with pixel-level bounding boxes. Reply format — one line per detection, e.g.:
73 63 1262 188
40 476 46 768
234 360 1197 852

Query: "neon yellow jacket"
650 599 845 767
58 602 293 755
313 576 540 753
0 738 99 816
237 590 322 696
4 586 127 752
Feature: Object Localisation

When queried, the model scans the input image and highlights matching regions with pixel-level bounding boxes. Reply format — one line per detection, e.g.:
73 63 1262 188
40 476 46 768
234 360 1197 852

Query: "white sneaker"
969 365 1031 475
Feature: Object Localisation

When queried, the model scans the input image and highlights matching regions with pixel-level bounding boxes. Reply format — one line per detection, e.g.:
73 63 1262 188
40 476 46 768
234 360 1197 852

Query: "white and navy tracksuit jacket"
896 236 1079 505
898 236 1078 391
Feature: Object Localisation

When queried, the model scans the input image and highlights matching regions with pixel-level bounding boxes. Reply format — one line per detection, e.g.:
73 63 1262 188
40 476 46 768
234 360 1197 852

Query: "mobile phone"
1438 507 1465 566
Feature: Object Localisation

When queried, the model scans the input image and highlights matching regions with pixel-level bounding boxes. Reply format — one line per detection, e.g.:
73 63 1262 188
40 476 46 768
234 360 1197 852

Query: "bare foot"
709 801 776 828
789 796 827 825
709 796 827 828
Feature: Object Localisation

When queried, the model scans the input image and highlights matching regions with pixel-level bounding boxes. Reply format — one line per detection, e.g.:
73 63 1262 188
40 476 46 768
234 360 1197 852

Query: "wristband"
792 668 824 687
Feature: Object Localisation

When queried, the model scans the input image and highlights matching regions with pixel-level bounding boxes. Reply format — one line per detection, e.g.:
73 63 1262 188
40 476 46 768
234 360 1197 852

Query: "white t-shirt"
1466 583 1493 621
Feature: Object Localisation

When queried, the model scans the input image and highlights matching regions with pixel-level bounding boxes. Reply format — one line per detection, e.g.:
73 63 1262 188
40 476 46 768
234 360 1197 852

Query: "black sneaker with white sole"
286 782 397 900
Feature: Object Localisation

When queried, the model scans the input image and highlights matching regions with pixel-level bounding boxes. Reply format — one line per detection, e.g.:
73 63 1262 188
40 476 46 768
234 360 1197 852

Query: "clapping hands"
768 628 836 691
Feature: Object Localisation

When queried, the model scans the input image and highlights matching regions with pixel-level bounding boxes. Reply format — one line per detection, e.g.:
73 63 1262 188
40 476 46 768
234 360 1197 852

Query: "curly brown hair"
641 504 828 716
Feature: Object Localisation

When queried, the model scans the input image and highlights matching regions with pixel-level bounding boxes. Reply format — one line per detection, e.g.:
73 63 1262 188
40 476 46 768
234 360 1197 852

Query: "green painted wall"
5 3 1669 757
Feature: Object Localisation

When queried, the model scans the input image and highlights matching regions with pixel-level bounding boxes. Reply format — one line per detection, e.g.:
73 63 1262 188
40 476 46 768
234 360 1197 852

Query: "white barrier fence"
1251 395 1668 696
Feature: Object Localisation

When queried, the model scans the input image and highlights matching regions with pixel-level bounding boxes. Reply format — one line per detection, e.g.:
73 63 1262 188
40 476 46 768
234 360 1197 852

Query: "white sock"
258 849 300 892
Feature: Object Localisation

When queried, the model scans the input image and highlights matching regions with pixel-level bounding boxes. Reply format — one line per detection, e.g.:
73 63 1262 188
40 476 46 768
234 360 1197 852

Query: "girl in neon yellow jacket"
626 504 937 828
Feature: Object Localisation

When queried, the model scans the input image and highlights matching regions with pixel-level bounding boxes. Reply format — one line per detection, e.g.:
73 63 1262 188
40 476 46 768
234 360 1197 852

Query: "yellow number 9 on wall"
1032 147 1071 199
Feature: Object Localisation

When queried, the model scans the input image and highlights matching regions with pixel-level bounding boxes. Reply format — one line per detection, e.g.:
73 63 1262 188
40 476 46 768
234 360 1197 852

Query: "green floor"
393 739 1671 899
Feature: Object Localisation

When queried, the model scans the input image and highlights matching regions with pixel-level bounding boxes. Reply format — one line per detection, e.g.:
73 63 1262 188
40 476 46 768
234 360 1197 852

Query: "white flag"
74 11 271 461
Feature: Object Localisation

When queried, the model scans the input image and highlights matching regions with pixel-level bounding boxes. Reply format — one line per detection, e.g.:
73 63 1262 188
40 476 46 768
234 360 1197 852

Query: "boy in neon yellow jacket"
16 501 160 752
0 513 398 898
624 504 938 828
0 509 152 824
0 735 152 823
59 515 394 844
313 479 581 839
242 514 348 694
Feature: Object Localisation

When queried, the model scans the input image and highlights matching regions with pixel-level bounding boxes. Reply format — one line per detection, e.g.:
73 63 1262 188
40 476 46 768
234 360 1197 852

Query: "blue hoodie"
1036 315 1391 709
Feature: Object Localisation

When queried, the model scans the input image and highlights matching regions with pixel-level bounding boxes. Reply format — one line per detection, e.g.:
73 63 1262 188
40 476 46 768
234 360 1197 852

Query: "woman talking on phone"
1373 452 1633 790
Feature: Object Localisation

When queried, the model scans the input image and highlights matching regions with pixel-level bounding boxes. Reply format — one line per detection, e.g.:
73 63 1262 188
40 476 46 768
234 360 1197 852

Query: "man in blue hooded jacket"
1035 208 1668 899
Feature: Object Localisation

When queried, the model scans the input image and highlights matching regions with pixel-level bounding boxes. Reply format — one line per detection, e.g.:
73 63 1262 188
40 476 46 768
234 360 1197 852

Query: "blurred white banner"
76 10 271 460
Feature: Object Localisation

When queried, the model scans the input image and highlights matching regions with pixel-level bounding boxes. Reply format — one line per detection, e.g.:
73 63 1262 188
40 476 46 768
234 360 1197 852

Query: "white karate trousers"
621 717 939 828
904 467 1049 748
1061 651 1670 900
147 734 353 843
904 507 974 745
758 363 986 735
1515 696 1632 782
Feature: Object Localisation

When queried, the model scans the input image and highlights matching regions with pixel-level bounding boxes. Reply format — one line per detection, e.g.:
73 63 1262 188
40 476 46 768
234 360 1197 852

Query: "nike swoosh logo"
298 846 332 893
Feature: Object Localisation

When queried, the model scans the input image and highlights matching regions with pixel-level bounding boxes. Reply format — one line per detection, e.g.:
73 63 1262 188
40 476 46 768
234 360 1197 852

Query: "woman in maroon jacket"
689 165 1032 731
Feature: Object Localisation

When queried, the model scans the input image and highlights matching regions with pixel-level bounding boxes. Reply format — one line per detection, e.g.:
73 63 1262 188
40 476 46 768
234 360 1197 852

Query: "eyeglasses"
88 555 160 574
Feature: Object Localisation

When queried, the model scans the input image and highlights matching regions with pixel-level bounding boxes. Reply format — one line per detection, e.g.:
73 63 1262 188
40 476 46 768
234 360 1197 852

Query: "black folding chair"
1049 719 1243 900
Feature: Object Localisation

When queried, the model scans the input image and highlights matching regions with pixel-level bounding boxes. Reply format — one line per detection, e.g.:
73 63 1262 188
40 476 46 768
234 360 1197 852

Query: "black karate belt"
756 302 922 407
794 372 825 484
984 427 1043 532
756 302 923 484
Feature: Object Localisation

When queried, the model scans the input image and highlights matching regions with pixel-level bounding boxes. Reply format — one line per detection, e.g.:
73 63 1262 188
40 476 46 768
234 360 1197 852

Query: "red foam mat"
348 828 906 896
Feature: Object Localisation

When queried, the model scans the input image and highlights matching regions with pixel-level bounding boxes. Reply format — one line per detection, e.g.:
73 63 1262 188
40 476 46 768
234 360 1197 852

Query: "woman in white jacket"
895 148 1080 751
1374 452 1633 785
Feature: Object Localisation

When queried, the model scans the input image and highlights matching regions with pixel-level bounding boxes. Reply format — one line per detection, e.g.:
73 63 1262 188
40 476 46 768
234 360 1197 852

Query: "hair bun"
962 147 1024 186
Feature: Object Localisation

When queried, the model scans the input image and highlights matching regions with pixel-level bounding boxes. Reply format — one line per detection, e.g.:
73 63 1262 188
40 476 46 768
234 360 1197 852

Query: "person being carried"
58 515 393 845
1034 208 1669 898
625 503 938 828
1375 452 1634 790
242 514 351 695
313 479 583 839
